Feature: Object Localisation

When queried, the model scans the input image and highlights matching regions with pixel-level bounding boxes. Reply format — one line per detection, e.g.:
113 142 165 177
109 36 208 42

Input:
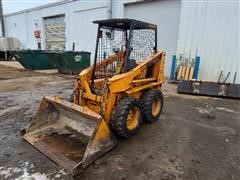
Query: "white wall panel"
124 0 181 77
4 2 66 49
4 13 28 49
177 0 240 83
112 0 140 18
3 0 137 51
3 0 108 51
64 0 108 51
72 7 107 63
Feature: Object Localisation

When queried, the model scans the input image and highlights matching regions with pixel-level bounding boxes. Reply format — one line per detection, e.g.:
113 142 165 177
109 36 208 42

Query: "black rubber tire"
141 89 164 122
110 96 143 138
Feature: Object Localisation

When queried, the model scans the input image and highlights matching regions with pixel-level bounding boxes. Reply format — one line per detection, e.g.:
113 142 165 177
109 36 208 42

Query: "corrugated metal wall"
124 0 181 77
177 0 240 83
4 0 239 82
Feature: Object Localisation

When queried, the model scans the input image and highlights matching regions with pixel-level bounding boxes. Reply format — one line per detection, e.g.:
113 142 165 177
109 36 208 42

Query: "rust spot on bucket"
34 126 89 162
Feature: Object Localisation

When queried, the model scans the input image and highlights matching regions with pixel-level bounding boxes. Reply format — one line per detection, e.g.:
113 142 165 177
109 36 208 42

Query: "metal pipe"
72 42 75 51
0 0 5 36
155 28 157 52
233 72 237 84
91 25 100 86
107 0 113 19
193 56 200 79
124 22 134 72
170 55 176 80
218 70 223 82
223 72 230 83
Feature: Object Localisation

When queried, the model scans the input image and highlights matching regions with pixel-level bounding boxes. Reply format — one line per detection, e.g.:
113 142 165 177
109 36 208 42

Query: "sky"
2 0 60 14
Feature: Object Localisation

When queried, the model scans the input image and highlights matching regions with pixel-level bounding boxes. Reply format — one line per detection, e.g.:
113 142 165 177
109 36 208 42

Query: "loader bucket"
21 96 117 176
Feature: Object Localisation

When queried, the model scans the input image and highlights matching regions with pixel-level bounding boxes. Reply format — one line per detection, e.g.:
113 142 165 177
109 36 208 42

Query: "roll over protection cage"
91 18 158 85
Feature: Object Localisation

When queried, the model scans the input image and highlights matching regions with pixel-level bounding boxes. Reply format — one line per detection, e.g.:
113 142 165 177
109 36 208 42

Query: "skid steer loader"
21 19 165 176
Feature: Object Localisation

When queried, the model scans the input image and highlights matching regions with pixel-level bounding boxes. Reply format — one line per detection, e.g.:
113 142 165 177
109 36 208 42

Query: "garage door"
45 15 66 50
124 0 181 76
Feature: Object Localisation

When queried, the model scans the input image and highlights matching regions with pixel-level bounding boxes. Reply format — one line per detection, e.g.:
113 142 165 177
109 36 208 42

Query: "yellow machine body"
22 19 165 176
73 51 165 123
22 51 165 176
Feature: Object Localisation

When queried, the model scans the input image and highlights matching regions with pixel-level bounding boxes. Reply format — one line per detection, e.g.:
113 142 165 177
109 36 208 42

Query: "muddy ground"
0 64 239 180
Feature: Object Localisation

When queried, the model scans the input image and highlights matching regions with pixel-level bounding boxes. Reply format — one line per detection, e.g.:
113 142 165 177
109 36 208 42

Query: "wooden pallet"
177 65 194 80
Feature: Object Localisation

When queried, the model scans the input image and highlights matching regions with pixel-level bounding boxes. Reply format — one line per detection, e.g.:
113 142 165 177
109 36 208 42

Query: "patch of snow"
0 163 66 180
195 107 211 114
17 162 49 180
195 106 239 114
54 169 67 178
16 171 49 180
0 162 49 180
214 107 237 113
0 166 22 178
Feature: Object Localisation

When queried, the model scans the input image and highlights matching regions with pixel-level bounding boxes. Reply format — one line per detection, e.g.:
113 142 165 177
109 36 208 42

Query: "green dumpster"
13 50 55 70
47 51 90 75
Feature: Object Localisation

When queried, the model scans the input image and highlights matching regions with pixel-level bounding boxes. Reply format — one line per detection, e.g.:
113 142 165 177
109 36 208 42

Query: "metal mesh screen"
95 27 126 79
130 29 155 61
94 27 155 80
98 28 126 59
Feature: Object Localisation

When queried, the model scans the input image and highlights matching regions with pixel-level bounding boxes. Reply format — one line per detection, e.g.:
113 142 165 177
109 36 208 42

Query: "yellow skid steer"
21 19 165 176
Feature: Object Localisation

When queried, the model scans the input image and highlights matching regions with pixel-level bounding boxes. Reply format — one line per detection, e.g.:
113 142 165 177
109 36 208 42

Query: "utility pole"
0 0 5 36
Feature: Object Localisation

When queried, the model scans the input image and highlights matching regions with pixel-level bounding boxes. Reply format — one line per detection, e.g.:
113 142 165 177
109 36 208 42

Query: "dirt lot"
0 64 239 180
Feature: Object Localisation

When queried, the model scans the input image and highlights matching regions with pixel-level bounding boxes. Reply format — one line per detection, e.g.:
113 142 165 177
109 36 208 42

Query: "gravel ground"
0 64 239 180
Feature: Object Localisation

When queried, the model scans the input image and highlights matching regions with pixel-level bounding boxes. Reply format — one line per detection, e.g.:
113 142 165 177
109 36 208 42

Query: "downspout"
0 0 5 36
107 0 113 19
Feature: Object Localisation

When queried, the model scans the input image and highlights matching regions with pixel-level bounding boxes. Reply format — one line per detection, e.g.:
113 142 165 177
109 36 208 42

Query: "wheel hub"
151 98 161 117
126 107 140 130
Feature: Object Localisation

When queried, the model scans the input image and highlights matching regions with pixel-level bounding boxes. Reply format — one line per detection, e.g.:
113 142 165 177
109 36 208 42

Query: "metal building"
124 0 181 79
177 0 239 83
1 0 239 83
